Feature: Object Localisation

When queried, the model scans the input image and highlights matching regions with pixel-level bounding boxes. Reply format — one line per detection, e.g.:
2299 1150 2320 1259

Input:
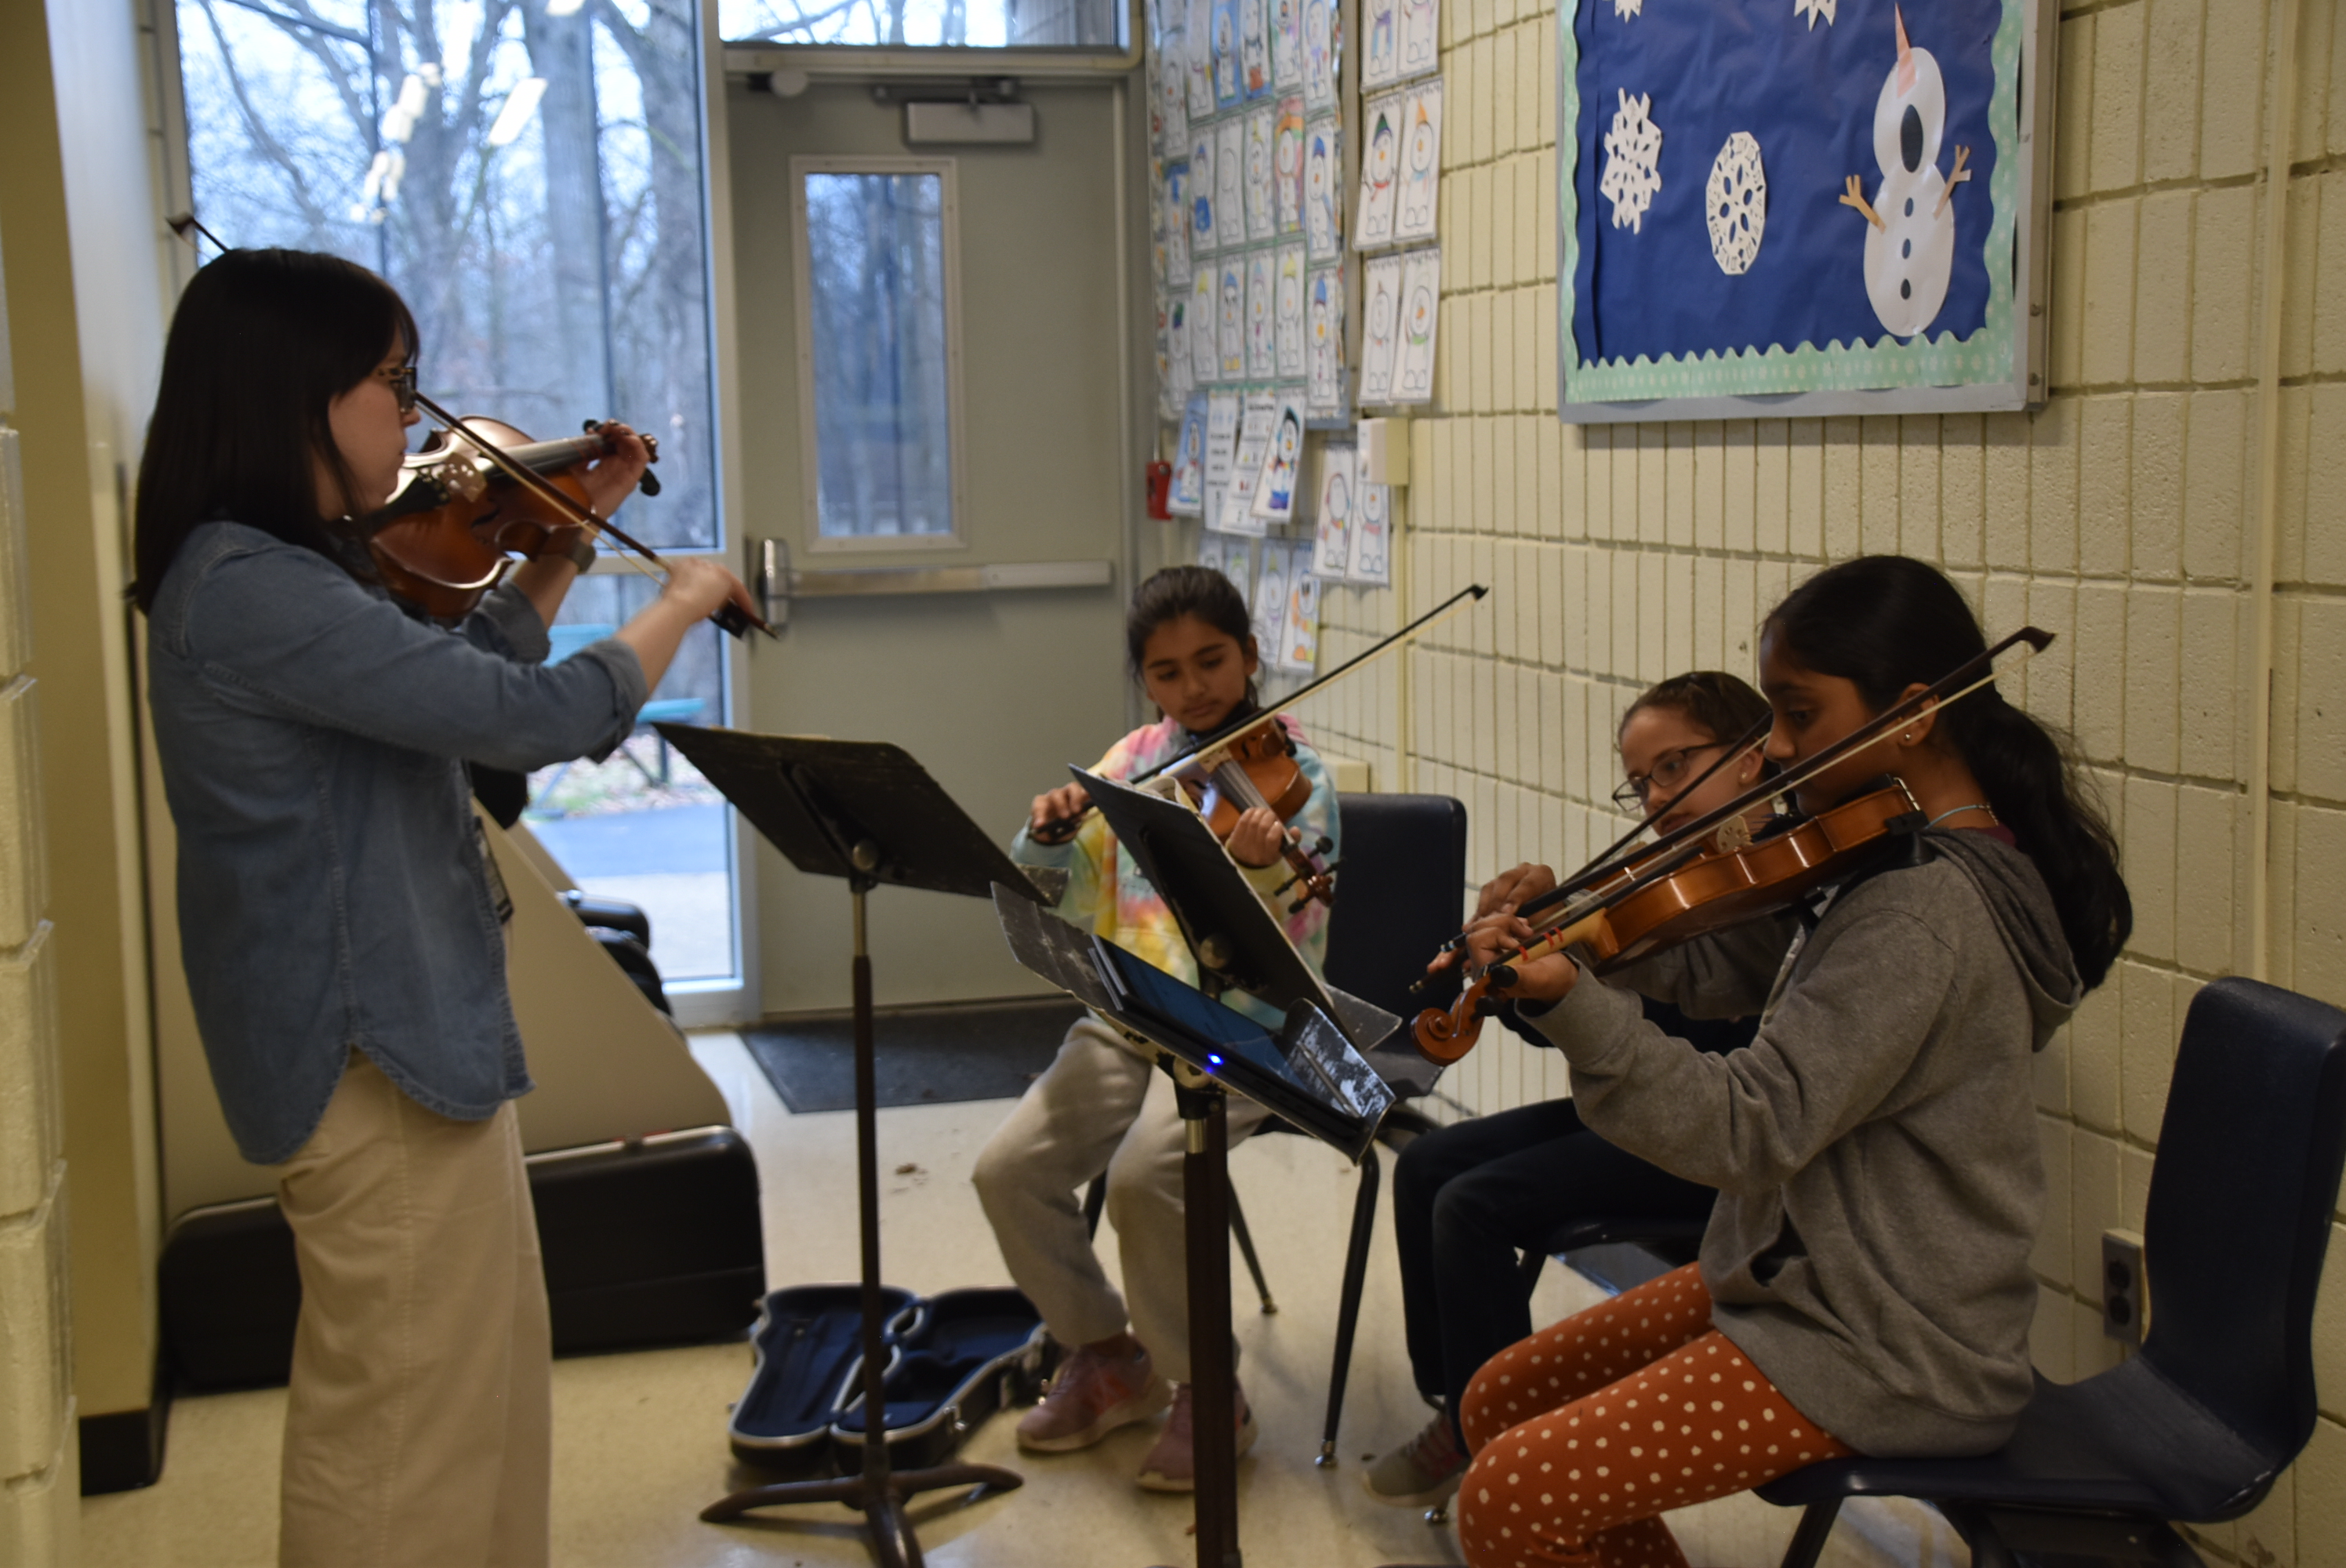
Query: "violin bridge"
433 459 489 503
1712 815 1754 855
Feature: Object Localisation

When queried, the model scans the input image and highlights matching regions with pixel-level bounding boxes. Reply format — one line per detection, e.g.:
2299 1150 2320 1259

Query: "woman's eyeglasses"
1611 742 1725 812
380 363 418 414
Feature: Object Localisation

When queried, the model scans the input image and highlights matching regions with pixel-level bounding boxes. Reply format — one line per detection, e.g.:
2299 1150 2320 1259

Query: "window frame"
788 154 970 556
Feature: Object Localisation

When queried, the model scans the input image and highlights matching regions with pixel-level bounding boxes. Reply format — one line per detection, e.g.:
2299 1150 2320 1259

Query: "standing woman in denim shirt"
133 249 756 1568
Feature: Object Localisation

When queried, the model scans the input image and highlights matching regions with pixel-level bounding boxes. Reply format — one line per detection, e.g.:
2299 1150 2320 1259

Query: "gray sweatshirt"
1525 829 2083 1457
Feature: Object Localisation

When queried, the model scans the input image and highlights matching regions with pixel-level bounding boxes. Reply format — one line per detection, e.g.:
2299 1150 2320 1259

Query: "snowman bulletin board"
1557 0 2053 422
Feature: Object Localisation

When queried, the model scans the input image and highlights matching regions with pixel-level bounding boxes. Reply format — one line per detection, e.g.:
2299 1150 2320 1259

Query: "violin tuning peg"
1315 837 1334 855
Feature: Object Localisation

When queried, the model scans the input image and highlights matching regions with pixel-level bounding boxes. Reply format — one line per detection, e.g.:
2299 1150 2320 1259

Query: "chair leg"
1081 1173 1106 1240
1519 1247 1549 1293
1318 1144 1382 1465
1776 1498 1843 1568
1227 1184 1276 1315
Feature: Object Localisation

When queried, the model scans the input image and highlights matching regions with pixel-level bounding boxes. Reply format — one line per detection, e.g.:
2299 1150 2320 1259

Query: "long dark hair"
132 249 416 612
1125 564 1259 706
1764 555 2131 989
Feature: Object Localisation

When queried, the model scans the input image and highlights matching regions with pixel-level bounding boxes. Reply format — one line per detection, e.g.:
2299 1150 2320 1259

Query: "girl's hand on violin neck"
576 423 652 517
1030 782 1091 837
1226 804 1287 868
1462 911 1580 1004
1475 862 1558 920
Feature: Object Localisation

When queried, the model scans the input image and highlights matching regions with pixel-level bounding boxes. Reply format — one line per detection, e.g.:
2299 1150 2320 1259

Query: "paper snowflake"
1612 0 1643 16
1793 0 1835 27
1705 132 1767 274
1598 90 1662 234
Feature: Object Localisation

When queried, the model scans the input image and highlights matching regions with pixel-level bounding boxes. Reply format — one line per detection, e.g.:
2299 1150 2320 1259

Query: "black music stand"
995 770 1396 1568
661 725 1038 1568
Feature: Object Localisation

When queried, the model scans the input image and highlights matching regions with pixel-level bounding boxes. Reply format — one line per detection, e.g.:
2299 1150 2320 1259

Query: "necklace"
1927 802 1997 828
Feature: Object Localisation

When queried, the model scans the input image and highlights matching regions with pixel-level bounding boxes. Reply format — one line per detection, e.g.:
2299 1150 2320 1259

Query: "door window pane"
801 171 957 540
722 0 1124 48
176 0 721 550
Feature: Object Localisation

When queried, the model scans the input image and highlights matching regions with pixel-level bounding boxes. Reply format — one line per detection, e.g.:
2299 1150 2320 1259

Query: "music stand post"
666 727 1038 1568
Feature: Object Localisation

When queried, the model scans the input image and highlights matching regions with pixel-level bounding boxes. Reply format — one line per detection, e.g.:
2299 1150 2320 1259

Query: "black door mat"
742 996 1086 1114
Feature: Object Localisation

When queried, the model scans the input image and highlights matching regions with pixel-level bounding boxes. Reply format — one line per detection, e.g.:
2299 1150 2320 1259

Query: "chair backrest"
2140 975 2346 1466
1321 793 1468 1022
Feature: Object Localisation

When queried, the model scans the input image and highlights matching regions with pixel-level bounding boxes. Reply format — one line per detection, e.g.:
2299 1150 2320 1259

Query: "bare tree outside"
719 0 1122 47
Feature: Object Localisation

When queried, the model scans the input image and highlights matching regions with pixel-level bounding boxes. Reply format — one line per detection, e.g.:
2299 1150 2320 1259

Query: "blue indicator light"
1207 1054 1224 1068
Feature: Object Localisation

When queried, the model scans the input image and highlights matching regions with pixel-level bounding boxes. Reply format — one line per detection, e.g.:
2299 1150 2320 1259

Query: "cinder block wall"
0 214 78 1564
1243 0 2346 1559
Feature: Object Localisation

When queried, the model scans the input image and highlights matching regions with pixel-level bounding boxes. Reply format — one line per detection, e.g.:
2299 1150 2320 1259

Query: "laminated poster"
1348 471 1392 585
1215 121 1247 252
1189 131 1218 254
1271 0 1303 89
1244 107 1278 242
1396 0 1437 79
1275 245 1307 379
1164 162 1193 285
1218 537 1254 608
1197 529 1225 578
1395 247 1440 403
1355 93 1402 249
1154 316 1177 422
1222 392 1277 533
1249 394 1306 523
1190 266 1219 383
1251 540 1291 656
1205 390 1242 497
1361 0 1399 89
1281 542 1322 673
1211 0 1242 107
1302 0 1340 112
1313 441 1356 575
1358 252 1405 405
1274 97 1306 235
1168 295 1193 405
1169 393 1208 515
1304 116 1344 261
1239 0 1269 97
1217 256 1247 379
1306 262 1346 416
1160 37 1189 154
1391 78 1443 244
1245 251 1278 381
1186 0 1217 118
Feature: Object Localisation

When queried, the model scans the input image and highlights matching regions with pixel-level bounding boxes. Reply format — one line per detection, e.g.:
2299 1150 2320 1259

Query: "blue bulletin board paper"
1557 0 2040 419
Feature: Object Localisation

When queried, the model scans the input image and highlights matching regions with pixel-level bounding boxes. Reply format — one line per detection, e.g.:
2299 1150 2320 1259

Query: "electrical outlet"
2101 1229 2147 1345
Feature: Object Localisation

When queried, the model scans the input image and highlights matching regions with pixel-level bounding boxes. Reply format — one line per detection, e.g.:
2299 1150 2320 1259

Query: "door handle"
745 541 1110 629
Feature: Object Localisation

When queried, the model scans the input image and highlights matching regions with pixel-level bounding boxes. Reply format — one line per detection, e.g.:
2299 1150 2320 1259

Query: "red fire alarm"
1145 460 1173 520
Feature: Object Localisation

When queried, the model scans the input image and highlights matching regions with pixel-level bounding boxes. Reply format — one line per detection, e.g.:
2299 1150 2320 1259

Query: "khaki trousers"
273 1054 550 1568
971 1018 1266 1383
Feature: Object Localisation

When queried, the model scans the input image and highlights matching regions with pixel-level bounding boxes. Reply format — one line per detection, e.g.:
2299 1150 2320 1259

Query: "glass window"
175 0 721 550
721 0 1124 49
797 169 959 541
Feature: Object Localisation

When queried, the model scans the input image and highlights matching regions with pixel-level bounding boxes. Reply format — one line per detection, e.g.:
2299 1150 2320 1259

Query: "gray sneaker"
1362 1413 1467 1508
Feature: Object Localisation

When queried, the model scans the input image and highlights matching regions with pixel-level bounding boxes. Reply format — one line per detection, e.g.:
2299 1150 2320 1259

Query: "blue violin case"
729 1284 1051 1474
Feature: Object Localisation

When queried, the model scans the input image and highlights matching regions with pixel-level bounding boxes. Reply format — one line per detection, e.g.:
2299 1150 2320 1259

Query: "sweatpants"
1456 1263 1852 1568
273 1054 550 1568
972 1017 1267 1382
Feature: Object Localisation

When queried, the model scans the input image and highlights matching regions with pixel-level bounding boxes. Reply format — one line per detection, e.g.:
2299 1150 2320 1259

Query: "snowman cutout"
1839 6 1972 339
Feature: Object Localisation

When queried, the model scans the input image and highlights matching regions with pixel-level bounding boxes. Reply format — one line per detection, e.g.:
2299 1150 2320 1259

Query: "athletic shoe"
1362 1413 1467 1508
1015 1338 1171 1453
1135 1380 1257 1492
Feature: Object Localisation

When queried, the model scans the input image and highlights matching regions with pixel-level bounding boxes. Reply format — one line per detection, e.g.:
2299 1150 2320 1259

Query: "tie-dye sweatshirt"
1011 713 1338 1030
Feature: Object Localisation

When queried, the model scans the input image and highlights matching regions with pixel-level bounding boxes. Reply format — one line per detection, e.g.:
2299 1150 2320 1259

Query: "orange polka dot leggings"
1455 1262 1853 1568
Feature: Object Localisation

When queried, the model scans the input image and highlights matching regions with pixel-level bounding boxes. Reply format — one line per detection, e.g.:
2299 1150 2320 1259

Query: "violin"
1408 624 2056 1066
365 417 661 619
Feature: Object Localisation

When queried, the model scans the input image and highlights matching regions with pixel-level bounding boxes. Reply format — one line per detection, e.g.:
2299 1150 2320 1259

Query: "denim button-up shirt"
147 522 650 1164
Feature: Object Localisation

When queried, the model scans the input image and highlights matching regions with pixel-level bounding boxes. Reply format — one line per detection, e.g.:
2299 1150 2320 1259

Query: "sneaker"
1362 1413 1467 1508
1135 1380 1258 1492
1015 1338 1171 1453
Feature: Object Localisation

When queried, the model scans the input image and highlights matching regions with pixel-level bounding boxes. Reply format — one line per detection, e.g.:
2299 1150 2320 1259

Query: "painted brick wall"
1182 0 2346 1559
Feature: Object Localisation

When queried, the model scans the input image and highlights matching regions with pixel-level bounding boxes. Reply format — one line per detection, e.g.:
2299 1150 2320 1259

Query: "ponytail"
1765 556 2133 989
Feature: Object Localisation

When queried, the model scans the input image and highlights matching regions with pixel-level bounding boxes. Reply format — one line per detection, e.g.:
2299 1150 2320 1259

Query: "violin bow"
1031 583 1490 843
410 392 775 640
1416 624 2054 985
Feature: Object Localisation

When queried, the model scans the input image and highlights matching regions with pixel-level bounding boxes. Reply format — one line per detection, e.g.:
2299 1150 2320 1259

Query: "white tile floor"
82 1032 1969 1568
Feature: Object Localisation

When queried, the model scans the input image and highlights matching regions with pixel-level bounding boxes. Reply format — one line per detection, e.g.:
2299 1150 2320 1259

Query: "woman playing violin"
1444 557 2129 1568
971 564 1338 1492
1364 671 1778 1511
133 249 757 1568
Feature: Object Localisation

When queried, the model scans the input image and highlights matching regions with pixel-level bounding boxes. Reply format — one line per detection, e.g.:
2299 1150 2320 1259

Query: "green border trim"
1557 0 2024 401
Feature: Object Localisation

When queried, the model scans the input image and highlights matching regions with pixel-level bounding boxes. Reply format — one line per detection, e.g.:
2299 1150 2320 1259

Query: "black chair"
1754 975 2346 1568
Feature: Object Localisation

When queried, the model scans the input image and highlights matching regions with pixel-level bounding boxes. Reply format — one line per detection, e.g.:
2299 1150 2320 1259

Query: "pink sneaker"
1135 1380 1257 1492
1015 1338 1171 1453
